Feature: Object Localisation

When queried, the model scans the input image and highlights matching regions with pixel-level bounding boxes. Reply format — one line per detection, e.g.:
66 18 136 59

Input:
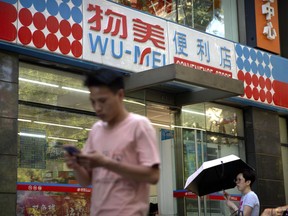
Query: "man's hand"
77 151 109 169
64 152 82 170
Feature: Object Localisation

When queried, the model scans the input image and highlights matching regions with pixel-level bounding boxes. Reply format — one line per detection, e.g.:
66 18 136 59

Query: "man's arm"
104 159 160 184
77 152 160 184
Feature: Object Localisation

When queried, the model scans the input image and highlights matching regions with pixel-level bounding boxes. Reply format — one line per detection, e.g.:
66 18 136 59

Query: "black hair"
241 169 256 186
84 68 125 93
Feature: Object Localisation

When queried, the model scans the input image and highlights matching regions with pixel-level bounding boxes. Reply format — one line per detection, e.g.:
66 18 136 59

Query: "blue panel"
161 129 174 141
271 55 288 83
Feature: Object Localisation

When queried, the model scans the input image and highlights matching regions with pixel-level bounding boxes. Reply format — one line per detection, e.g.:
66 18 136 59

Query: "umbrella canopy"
184 154 254 196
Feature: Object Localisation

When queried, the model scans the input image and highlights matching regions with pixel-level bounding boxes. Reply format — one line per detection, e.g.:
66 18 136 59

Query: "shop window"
181 102 245 215
17 62 147 215
182 102 244 137
113 0 239 41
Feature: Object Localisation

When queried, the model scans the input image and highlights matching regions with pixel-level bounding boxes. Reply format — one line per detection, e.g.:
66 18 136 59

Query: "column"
244 107 285 212
0 51 18 215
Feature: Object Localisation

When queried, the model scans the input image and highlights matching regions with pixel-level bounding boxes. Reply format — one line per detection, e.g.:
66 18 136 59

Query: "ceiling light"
182 109 205 116
34 121 83 130
151 122 171 128
48 136 78 142
61 86 89 94
124 99 146 106
18 118 32 122
19 77 59 88
18 132 46 138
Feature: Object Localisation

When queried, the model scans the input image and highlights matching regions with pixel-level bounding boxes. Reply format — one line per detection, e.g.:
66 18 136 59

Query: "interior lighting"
34 121 83 130
19 77 146 107
18 118 32 122
19 77 59 88
18 132 46 139
61 86 89 94
171 125 206 131
124 99 146 106
151 122 171 128
48 136 78 142
182 109 205 116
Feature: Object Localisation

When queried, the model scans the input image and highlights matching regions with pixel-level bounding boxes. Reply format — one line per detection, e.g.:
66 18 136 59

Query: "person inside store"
64 68 160 216
223 169 260 216
261 204 288 216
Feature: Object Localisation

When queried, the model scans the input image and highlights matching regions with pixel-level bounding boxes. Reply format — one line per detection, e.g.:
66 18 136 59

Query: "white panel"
167 22 237 79
158 129 177 215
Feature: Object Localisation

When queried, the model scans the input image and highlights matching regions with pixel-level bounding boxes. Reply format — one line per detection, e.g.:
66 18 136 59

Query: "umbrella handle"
221 161 224 178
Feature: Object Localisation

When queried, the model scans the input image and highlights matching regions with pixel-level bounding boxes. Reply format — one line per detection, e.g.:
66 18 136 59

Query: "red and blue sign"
0 0 288 111
0 0 83 57
235 44 288 109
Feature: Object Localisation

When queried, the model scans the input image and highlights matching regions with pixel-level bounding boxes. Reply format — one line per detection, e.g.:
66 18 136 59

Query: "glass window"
18 104 94 183
182 102 244 137
181 102 245 215
17 62 148 215
113 0 239 41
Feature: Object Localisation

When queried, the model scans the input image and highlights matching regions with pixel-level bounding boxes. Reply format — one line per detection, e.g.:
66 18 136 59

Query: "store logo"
86 3 166 69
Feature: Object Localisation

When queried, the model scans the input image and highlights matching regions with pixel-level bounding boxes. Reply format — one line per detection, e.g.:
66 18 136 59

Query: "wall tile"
0 52 18 83
0 194 16 215
0 155 17 193
0 81 18 118
254 129 281 155
258 179 285 206
0 117 17 155
256 154 283 180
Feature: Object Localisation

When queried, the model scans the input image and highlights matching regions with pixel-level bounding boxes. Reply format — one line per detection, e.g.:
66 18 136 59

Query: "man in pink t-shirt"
64 69 160 216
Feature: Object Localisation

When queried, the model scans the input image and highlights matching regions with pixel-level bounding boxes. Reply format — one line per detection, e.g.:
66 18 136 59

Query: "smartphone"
63 146 80 156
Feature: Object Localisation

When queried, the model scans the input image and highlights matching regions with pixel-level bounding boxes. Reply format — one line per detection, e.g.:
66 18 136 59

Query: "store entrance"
124 64 245 216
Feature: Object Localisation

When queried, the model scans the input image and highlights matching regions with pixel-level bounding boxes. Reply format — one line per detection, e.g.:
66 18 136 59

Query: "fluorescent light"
18 118 32 122
85 128 91 131
182 109 205 116
18 132 46 138
48 136 78 142
151 122 171 128
124 99 146 106
61 86 89 94
171 125 206 131
34 121 83 130
19 77 59 88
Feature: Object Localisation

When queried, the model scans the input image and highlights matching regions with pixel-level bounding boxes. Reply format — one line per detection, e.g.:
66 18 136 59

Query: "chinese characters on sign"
83 1 236 75
170 23 236 78
262 0 277 40
83 1 168 71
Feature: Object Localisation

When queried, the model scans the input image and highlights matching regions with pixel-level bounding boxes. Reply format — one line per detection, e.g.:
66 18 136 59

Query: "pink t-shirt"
83 113 160 216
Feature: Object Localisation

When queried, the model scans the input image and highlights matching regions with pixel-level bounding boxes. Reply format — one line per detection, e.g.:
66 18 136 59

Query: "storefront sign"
83 0 168 72
17 183 92 193
173 190 241 201
0 0 288 110
255 0 280 54
168 23 237 79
